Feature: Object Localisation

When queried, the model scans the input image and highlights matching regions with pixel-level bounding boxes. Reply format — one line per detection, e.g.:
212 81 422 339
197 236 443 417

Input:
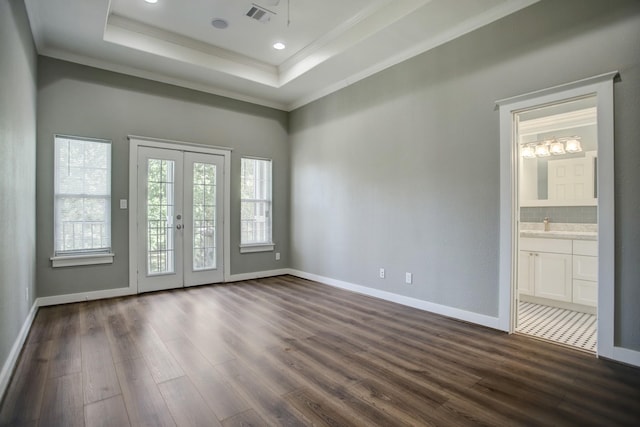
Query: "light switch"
119 199 128 209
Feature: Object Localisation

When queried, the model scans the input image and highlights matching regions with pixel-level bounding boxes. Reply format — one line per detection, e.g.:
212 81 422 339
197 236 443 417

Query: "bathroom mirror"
517 96 598 207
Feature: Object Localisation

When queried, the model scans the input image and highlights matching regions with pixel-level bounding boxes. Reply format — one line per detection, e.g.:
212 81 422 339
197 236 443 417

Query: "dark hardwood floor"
1 275 639 426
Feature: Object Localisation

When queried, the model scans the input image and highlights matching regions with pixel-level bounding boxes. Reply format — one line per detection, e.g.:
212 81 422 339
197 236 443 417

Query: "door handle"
176 224 183 230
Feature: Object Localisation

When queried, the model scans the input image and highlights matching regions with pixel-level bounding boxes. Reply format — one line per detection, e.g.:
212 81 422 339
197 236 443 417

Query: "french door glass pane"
147 159 175 275
192 162 217 271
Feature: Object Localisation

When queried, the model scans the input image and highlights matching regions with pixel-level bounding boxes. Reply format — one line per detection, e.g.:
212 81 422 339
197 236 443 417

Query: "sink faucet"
544 217 550 232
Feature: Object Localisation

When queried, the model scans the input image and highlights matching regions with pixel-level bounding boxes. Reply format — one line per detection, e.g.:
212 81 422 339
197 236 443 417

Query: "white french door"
137 147 224 293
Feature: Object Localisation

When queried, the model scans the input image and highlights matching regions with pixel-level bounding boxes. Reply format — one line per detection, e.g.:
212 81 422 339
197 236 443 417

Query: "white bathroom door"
137 147 224 293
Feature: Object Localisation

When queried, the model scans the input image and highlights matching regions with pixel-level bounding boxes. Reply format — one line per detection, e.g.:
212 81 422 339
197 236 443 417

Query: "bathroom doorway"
513 96 599 352
498 72 617 360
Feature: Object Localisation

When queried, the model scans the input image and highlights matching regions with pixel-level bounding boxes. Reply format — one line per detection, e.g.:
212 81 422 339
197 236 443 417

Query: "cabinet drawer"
519 238 572 254
573 255 598 281
573 279 597 307
574 240 597 256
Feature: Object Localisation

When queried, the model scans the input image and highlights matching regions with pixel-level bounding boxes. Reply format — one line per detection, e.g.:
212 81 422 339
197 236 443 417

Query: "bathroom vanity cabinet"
572 240 598 306
519 238 572 302
519 237 597 308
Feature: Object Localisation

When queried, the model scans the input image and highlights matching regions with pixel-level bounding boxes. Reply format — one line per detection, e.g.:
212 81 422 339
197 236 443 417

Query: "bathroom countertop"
520 230 597 241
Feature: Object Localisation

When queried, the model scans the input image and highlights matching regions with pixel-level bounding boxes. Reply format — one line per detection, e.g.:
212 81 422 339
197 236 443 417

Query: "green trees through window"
240 158 272 245
54 136 111 255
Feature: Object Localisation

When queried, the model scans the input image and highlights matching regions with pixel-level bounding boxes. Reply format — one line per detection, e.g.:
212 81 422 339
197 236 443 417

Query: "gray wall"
0 0 37 379
289 0 640 350
37 58 289 297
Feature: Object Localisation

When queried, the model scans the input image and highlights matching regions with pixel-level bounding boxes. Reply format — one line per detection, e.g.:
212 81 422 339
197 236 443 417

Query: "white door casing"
137 147 225 292
129 136 232 294
497 72 624 363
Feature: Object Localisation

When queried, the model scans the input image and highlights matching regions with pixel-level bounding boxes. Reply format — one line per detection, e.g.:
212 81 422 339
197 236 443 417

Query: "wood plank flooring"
1 275 639 426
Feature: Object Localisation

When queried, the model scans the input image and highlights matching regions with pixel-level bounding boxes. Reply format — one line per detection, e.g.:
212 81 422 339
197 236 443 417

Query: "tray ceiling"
25 0 539 110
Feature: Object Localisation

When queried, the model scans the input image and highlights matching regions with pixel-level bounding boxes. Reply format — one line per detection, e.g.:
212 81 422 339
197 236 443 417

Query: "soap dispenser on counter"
544 217 550 232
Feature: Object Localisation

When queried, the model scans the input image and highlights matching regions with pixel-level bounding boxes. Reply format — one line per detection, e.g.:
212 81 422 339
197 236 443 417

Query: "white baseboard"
603 345 640 368
288 269 640 368
225 269 290 283
0 300 39 402
288 269 502 330
37 286 135 307
4 266 635 406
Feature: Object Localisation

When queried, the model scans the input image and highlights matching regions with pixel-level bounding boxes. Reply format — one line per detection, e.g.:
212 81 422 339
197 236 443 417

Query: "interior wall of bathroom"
36 58 289 297
289 0 640 349
0 0 37 388
520 207 597 224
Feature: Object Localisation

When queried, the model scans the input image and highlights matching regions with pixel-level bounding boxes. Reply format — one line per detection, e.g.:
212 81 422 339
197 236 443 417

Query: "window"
52 135 113 267
240 157 273 252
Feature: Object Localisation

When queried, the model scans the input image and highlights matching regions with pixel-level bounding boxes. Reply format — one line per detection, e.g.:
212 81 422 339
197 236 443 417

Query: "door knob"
176 224 182 230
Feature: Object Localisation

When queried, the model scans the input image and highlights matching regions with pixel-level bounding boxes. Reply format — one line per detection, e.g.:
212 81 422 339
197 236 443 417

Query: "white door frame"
128 135 232 292
496 72 632 364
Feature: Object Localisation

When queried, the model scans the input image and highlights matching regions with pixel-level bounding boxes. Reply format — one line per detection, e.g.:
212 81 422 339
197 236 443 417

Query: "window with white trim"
240 157 273 252
53 136 112 264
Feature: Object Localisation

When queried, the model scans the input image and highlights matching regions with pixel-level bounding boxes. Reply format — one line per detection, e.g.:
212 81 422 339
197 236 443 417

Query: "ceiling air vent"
246 4 275 23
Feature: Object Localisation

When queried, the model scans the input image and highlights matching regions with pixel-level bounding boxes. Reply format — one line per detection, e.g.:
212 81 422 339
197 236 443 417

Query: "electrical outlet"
275 252 281 261
405 272 413 284
379 268 385 279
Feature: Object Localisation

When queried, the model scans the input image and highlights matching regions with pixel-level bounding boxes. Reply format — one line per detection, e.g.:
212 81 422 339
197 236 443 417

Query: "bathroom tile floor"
517 301 597 352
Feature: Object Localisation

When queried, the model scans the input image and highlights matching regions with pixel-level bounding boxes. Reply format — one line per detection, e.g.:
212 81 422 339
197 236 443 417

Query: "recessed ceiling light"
211 18 229 29
144 0 158 4
273 42 286 50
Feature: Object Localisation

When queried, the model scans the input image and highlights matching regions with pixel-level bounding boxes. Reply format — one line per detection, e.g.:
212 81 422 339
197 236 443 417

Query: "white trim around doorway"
496 71 640 367
127 135 233 293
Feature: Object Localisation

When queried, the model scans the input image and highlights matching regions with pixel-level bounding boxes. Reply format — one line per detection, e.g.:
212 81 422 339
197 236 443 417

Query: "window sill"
51 253 115 268
240 243 275 254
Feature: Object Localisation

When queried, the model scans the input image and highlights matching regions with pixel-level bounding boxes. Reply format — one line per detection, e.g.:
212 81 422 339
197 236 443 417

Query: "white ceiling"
24 0 539 111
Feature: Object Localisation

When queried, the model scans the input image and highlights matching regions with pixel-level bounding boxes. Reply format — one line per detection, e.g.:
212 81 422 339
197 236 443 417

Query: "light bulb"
521 145 536 158
550 141 566 155
565 138 582 153
534 143 550 157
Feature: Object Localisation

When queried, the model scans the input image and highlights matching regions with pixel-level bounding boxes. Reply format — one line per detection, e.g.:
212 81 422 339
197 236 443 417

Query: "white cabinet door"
572 253 597 306
573 255 598 281
534 252 572 302
573 279 598 306
518 251 534 296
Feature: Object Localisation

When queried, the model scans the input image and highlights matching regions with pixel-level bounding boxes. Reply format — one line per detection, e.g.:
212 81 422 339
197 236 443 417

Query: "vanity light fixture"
534 143 551 157
520 136 582 158
521 144 536 158
565 138 582 153
549 140 566 155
